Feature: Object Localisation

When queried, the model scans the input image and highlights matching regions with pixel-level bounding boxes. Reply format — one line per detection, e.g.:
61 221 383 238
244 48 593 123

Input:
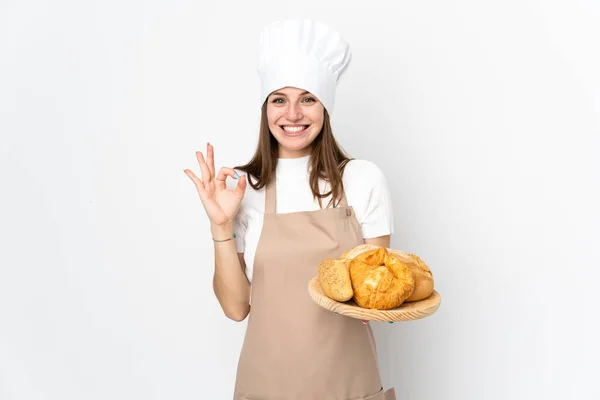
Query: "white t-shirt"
229 155 394 282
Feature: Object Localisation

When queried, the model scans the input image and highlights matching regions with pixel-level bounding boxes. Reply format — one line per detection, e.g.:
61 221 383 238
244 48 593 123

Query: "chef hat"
257 19 352 113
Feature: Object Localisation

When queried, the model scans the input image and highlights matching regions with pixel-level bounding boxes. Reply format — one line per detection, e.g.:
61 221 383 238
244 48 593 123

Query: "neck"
278 145 312 159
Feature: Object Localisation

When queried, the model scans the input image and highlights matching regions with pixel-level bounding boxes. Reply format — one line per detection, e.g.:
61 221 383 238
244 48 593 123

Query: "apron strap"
264 170 350 214
339 187 349 208
265 174 277 214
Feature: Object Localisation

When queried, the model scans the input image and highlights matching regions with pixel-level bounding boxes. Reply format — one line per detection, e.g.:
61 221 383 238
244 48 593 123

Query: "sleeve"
360 161 395 239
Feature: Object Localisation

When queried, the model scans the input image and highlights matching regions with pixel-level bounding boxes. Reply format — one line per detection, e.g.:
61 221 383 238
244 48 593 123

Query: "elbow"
212 280 251 322
227 313 247 322
226 306 250 322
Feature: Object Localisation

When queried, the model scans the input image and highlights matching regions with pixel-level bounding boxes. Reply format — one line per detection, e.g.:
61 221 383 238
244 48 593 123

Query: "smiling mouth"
280 125 309 135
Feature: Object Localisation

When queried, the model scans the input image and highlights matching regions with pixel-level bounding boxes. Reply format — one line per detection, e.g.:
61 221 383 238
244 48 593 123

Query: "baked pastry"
387 250 434 302
349 248 415 310
318 258 354 302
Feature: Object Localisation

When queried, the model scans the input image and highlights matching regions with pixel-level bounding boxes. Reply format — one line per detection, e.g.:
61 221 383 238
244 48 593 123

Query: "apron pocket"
350 386 383 400
351 387 396 400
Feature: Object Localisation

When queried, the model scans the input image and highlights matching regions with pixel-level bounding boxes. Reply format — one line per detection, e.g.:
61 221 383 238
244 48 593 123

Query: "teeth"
282 125 307 133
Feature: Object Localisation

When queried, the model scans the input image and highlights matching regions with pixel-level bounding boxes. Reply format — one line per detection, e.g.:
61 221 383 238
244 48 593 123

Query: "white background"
1 1 599 399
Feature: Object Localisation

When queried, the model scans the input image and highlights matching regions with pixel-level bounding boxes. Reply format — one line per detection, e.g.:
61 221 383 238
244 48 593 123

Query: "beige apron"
233 172 396 400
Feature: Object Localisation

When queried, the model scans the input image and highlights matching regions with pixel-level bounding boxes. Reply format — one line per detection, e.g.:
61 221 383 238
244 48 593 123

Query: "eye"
302 97 316 103
271 98 284 104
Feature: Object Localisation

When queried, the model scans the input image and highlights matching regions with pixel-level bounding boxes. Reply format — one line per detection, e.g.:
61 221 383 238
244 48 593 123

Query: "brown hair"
234 101 354 209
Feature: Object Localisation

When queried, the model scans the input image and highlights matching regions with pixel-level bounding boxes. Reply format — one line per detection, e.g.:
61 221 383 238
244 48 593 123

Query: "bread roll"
338 243 378 262
349 248 415 310
406 253 434 301
318 258 353 302
387 250 434 302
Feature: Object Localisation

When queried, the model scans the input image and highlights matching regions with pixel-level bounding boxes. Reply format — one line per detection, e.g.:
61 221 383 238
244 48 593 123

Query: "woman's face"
266 86 325 158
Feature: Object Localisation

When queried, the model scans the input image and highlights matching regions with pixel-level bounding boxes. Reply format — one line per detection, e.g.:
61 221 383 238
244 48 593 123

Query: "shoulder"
342 159 391 205
343 159 388 184
341 159 394 236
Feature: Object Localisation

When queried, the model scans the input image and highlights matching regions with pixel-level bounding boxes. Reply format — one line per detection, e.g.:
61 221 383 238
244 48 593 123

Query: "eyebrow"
270 90 311 97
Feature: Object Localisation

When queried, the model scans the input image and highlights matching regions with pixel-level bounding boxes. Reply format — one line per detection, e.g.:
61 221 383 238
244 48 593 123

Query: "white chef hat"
257 19 352 114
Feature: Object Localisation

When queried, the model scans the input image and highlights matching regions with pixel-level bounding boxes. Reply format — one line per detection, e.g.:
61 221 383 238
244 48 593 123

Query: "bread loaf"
318 258 354 302
387 250 434 302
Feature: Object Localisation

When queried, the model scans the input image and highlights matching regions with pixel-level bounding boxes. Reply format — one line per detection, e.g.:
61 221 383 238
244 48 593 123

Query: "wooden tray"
308 276 441 322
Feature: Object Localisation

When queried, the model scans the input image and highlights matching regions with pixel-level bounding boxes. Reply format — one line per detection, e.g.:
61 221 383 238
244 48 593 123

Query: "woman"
184 20 396 400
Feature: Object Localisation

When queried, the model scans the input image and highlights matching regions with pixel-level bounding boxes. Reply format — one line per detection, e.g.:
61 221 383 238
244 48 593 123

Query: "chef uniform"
232 20 396 400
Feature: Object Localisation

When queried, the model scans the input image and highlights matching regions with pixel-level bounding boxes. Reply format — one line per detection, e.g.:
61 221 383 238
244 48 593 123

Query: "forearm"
211 223 251 321
364 234 391 248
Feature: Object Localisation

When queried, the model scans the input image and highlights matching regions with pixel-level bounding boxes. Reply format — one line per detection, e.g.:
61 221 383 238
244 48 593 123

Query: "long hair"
234 101 354 209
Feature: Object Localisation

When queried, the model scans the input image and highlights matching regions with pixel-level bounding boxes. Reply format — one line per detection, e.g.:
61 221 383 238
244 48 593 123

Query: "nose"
285 102 303 121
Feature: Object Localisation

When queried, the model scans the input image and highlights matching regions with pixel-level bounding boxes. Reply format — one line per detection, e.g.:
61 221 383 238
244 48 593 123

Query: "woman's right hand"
183 143 247 229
